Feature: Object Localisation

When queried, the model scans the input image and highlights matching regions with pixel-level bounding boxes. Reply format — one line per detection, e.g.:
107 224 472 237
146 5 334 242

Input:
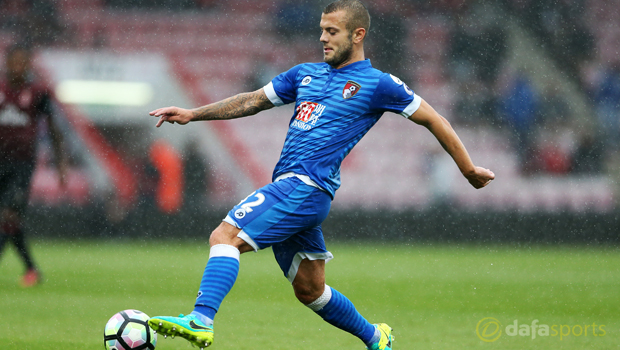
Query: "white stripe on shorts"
275 172 324 191
286 251 334 283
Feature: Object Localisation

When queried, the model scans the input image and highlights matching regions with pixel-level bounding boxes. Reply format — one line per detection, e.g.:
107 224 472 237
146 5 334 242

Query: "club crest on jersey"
292 101 326 131
342 81 361 99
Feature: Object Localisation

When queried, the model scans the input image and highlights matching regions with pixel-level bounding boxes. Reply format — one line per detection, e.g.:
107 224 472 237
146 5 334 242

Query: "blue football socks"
193 244 240 323
310 285 377 345
191 245 379 347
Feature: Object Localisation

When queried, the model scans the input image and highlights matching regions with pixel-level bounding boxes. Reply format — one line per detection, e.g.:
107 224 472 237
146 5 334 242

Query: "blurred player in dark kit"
0 44 67 287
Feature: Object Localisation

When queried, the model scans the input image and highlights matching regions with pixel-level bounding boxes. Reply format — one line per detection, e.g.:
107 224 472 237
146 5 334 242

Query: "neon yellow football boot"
148 313 214 349
366 323 394 350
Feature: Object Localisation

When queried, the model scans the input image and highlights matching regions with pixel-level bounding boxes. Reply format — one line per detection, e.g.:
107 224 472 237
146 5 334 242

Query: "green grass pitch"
0 239 618 349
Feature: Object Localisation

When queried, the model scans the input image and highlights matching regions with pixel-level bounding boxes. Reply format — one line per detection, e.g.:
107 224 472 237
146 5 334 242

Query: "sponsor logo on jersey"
0 104 30 126
234 208 246 219
292 101 326 131
301 76 312 85
342 81 361 99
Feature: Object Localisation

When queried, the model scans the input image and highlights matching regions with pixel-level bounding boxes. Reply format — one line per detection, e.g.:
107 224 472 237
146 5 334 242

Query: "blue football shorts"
223 176 333 283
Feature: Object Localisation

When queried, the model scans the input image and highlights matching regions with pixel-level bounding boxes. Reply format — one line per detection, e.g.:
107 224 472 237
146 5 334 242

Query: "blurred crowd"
1 0 618 218
266 0 616 177
0 0 62 46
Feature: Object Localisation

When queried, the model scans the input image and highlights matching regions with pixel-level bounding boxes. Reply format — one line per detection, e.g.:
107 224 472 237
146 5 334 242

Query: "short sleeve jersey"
264 59 422 199
0 80 54 162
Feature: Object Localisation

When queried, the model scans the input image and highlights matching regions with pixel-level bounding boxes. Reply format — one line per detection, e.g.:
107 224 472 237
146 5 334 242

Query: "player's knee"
208 222 250 252
293 258 326 304
298 284 333 312
208 227 227 246
293 282 324 305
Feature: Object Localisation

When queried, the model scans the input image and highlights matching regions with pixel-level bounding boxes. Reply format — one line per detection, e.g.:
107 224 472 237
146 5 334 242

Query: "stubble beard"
324 38 353 68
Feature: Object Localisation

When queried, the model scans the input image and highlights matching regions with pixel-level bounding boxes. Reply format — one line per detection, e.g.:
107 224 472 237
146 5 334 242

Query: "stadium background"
1 1 620 349
1 0 617 242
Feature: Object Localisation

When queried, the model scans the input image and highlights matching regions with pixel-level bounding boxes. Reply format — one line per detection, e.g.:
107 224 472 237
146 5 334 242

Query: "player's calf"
304 285 387 348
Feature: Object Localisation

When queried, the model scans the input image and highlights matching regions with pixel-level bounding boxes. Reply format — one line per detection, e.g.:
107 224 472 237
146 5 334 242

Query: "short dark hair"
323 0 370 35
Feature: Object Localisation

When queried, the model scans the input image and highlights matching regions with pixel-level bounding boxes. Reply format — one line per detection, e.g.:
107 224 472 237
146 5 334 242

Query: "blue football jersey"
263 59 422 198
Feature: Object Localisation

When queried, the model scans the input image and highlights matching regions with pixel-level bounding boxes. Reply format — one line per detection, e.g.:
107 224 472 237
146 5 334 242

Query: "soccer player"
0 44 67 287
148 1 495 349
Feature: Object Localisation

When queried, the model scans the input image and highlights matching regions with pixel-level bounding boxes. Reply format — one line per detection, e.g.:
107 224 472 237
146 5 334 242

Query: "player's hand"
464 166 495 189
149 106 192 127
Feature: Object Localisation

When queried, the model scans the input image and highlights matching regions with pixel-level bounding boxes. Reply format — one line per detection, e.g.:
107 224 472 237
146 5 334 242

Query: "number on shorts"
238 191 265 213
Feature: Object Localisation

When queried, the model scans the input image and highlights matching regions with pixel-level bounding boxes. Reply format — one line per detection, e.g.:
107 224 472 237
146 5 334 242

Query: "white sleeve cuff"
400 93 422 118
263 82 284 106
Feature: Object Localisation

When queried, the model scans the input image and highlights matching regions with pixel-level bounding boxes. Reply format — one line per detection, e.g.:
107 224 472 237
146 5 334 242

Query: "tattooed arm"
149 88 275 127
